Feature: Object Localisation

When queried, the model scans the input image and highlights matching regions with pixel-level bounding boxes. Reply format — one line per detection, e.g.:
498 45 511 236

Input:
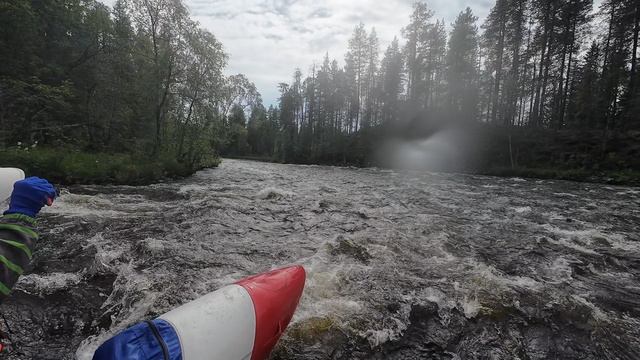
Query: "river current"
2 159 639 359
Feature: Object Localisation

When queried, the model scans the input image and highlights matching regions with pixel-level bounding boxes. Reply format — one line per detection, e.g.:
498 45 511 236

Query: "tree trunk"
153 56 173 156
554 42 568 129
559 20 576 129
528 55 538 125
491 15 506 124
629 1 640 95
531 35 548 126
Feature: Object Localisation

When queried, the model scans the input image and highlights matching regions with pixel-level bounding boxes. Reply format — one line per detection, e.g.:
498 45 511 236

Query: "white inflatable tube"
159 285 256 359
0 168 25 203
160 265 306 360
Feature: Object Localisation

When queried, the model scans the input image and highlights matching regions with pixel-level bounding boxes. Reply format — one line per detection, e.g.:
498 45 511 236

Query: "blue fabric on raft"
92 319 182 360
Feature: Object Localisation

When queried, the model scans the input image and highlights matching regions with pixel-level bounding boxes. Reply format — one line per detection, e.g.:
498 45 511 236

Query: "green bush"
0 148 220 185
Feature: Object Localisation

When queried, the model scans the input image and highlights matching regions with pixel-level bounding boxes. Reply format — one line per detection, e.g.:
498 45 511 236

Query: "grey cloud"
193 10 239 19
309 30 343 52
272 0 299 17
291 24 312 34
309 7 332 19
345 9 386 25
264 33 285 41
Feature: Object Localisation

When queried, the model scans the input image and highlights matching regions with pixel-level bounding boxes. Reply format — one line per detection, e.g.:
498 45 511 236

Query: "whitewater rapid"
2 159 639 359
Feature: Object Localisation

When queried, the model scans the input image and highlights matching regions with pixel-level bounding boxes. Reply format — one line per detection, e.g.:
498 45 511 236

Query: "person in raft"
0 177 179 359
0 177 56 303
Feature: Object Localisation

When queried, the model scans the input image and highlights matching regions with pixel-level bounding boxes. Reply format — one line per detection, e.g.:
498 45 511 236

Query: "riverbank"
228 127 640 186
229 156 640 186
0 148 220 185
481 167 640 186
477 127 640 186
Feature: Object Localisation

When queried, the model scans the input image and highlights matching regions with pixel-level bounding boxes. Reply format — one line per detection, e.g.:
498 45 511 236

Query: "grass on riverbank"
484 167 640 186
0 148 220 185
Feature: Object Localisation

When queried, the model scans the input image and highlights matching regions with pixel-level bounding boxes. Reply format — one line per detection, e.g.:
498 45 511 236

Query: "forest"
239 0 640 182
0 0 260 183
1 0 639 184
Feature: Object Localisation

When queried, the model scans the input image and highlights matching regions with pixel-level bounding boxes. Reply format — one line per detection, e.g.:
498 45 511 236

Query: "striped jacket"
0 213 38 300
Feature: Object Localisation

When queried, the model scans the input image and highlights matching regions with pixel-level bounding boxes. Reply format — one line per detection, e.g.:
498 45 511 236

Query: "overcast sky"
99 0 494 105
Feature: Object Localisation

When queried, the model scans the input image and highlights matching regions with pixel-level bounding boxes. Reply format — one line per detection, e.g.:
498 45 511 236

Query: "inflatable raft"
0 168 25 203
93 265 306 360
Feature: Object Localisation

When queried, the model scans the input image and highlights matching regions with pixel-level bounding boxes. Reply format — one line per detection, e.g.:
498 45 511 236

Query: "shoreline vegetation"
0 148 219 185
1 0 258 186
2 124 638 186
3 145 638 186
229 126 640 187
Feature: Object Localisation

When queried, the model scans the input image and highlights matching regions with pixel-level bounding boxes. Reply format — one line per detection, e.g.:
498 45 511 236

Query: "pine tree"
403 2 433 107
446 7 479 120
567 42 601 129
426 19 447 110
345 23 368 133
379 37 404 125
363 28 380 128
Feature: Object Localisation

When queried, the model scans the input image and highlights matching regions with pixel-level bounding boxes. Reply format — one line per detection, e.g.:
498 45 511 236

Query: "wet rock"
379 303 460 359
328 236 372 264
591 236 611 247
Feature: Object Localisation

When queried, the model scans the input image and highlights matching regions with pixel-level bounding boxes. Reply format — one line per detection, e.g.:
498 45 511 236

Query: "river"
2 159 639 359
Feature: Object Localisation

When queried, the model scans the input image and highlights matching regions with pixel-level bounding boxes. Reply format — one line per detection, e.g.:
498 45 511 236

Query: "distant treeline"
1 0 638 183
236 0 639 172
0 0 260 180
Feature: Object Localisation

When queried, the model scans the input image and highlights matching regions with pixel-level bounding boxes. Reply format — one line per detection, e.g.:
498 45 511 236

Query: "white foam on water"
256 187 295 199
76 263 160 360
471 261 543 292
461 296 481 318
546 257 574 283
288 238 370 330
362 316 409 347
138 237 165 255
178 183 210 194
512 206 532 214
16 272 82 295
41 193 127 217
616 189 640 195
420 287 456 310
570 294 609 322
294 263 364 322
553 192 579 198
542 224 631 253
83 233 124 272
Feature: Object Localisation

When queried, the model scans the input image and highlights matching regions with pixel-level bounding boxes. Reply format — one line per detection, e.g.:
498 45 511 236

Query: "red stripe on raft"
236 266 306 360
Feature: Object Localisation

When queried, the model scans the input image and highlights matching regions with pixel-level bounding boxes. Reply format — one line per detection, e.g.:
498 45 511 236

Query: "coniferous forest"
244 0 640 182
1 0 639 184
0 0 259 183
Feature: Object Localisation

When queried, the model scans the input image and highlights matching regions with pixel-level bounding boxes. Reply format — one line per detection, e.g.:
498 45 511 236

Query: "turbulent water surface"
2 159 640 359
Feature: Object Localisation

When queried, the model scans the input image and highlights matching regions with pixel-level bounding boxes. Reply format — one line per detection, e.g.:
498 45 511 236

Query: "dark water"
1 159 639 359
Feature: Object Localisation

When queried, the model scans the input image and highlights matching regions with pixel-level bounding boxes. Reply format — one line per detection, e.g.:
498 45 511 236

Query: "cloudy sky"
99 0 494 105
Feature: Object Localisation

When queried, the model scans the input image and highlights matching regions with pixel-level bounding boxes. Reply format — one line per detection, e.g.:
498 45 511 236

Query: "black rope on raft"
0 311 24 356
0 312 13 350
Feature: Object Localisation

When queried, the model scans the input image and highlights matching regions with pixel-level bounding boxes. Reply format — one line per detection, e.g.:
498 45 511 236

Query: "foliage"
0 148 219 185
0 0 258 183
